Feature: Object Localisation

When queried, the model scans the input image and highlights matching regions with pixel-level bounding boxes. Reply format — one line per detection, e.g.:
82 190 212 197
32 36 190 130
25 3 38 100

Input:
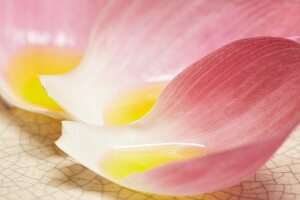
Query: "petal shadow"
0 98 299 199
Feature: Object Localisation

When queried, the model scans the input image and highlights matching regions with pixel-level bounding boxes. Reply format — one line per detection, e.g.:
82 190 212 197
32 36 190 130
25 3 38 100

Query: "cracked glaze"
0 98 300 200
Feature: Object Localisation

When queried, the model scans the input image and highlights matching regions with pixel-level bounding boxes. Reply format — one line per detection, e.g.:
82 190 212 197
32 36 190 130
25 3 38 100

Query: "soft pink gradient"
0 0 107 115
0 0 107 50
40 0 300 124
56 37 300 195
129 37 300 194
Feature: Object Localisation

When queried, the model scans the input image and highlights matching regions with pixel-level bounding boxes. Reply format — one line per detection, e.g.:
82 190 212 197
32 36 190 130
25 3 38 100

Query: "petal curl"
40 0 300 124
56 37 300 195
0 0 106 117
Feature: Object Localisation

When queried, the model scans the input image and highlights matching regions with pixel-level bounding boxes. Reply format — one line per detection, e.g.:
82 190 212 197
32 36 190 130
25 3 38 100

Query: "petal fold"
40 0 300 124
0 0 106 116
56 37 300 195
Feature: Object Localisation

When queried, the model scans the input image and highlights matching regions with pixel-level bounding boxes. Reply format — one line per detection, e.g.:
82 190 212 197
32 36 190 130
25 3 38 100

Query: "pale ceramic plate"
0 98 300 200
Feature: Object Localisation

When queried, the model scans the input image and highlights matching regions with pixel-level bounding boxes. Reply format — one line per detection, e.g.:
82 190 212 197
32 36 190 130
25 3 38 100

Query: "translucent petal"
0 0 106 117
56 37 300 195
40 0 300 124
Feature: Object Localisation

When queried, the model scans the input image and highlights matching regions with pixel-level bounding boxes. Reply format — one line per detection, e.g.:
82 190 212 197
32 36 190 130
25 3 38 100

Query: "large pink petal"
41 0 300 124
56 37 300 195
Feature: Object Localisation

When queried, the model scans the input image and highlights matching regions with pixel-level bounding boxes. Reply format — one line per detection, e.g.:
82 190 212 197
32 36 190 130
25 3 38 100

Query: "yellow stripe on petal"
100 143 208 179
3 46 82 111
103 82 166 126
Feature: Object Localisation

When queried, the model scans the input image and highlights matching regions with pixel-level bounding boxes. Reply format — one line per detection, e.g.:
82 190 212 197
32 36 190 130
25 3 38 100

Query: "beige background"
0 99 300 200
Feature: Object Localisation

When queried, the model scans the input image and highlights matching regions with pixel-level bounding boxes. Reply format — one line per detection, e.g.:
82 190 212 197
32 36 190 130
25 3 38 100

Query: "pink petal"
290 36 300 43
0 0 107 116
0 0 106 49
131 126 296 195
129 36 300 194
56 37 300 195
40 0 300 124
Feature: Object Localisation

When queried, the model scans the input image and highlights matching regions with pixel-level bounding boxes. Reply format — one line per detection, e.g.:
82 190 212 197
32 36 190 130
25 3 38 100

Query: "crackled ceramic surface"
0 98 300 200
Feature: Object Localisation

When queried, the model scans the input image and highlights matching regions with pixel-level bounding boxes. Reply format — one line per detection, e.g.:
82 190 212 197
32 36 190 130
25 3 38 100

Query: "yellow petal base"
103 82 166 126
3 46 82 111
100 144 208 179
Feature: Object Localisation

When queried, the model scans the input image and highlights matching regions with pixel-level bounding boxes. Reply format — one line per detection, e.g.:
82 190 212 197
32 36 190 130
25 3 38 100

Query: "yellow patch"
100 144 208 179
3 46 82 111
103 82 166 126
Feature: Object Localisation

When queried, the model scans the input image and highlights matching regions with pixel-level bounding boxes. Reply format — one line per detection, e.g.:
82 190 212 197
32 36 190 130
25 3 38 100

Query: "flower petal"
0 0 106 117
290 36 300 43
56 37 300 195
129 130 293 195
40 0 300 124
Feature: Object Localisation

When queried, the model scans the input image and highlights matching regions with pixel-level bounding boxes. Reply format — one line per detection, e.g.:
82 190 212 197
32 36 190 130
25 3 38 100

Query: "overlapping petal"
0 0 106 117
40 0 300 124
56 37 300 195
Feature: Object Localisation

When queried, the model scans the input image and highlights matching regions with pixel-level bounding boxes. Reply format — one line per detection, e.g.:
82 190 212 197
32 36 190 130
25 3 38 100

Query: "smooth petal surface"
290 36 300 43
1 105 300 200
0 0 106 117
41 0 300 124
56 37 300 195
